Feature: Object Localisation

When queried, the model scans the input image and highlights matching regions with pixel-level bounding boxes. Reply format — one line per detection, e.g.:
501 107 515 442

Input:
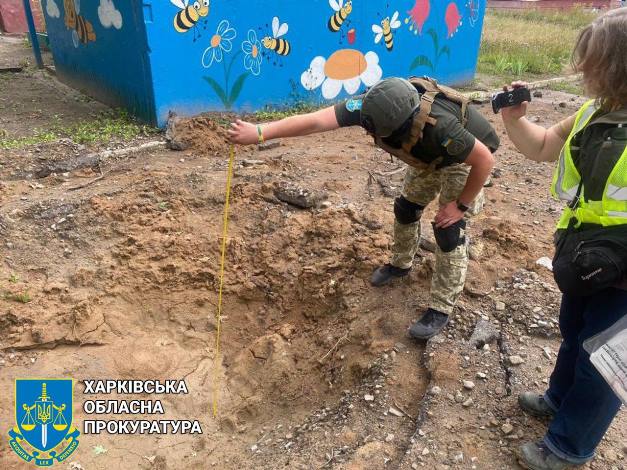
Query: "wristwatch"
456 200 470 212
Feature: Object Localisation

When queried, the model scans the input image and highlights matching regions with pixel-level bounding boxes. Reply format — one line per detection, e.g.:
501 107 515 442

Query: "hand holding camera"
493 82 532 119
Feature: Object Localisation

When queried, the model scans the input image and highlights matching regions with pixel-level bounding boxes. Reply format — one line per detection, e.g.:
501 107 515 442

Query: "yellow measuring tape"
212 143 236 417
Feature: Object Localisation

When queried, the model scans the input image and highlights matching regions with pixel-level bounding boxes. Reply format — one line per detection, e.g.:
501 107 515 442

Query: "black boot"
370 264 411 287
409 308 450 340
518 392 556 418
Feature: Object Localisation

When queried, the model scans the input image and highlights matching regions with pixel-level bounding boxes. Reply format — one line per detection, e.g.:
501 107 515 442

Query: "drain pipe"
22 0 44 69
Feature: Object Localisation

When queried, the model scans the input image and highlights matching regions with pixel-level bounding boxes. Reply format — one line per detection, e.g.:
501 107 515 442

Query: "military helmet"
361 78 421 138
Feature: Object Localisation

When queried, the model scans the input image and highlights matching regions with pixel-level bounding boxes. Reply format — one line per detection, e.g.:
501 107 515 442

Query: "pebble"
429 386 442 396
422 447 430 456
543 347 552 359
603 449 617 461
364 394 375 402
463 381 475 390
250 444 258 452
536 257 553 271
241 159 265 167
462 398 474 407
454 392 465 403
502 423 514 435
532 90 543 98
495 301 506 311
389 407 404 417
385 433 395 442
258 140 281 151
469 319 500 348
509 355 525 366
476 372 487 380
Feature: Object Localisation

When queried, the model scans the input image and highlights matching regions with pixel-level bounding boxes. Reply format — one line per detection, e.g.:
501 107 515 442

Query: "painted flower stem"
205 49 249 110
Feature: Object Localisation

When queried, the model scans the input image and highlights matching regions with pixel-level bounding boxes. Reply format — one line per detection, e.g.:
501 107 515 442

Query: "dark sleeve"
333 94 365 128
433 116 477 164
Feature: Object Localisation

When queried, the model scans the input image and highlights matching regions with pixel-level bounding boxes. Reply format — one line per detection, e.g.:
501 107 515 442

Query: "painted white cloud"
46 0 60 18
98 0 123 29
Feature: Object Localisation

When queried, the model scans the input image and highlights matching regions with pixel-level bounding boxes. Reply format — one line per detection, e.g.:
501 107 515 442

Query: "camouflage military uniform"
333 79 499 317
391 164 484 314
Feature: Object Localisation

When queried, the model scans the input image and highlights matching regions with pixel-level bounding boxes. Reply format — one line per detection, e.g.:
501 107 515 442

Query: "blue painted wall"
43 0 486 127
41 0 155 123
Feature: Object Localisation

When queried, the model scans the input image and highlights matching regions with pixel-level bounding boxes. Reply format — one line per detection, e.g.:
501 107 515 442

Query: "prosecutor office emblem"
8 379 80 467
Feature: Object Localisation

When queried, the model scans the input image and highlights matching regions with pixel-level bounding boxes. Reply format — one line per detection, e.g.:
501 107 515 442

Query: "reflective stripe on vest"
607 184 627 201
551 100 627 228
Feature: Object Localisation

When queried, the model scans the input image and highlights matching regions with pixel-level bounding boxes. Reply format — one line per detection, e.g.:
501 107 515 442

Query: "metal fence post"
22 0 44 69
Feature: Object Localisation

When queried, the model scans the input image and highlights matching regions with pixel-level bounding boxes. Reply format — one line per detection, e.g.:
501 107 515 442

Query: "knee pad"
432 219 466 253
394 196 424 225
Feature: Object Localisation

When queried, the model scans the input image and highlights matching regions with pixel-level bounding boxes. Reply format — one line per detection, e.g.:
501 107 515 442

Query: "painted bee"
262 17 291 56
63 0 96 47
171 0 210 41
372 11 401 51
328 0 352 32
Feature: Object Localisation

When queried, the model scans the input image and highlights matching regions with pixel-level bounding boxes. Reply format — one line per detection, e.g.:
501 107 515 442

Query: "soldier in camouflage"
389 164 485 316
229 77 499 339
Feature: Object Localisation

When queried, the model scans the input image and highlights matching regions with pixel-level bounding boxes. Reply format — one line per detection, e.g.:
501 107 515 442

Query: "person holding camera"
229 76 499 340
500 8 627 470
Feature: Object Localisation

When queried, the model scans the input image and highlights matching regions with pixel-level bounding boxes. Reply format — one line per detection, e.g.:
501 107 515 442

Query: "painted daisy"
300 49 383 100
241 30 263 76
201 19 237 68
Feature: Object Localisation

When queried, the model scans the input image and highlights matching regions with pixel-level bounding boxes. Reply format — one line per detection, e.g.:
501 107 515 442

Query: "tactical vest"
374 76 470 174
551 99 627 228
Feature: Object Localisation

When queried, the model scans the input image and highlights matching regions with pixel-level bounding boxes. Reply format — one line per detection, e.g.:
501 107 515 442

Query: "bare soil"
0 41 625 470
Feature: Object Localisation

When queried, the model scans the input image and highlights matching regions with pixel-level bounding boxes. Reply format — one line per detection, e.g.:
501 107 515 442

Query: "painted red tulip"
445 2 462 38
347 28 356 44
407 0 430 35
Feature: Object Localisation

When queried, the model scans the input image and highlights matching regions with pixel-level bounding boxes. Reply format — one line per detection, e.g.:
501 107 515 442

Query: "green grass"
545 79 585 95
4 291 31 303
0 109 159 150
253 103 322 121
478 7 597 78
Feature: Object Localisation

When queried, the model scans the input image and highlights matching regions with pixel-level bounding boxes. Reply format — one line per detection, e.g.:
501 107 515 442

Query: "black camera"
491 87 532 114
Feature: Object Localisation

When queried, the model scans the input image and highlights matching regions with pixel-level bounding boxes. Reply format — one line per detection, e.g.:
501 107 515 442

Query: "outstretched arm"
501 82 571 163
434 139 495 228
228 106 340 145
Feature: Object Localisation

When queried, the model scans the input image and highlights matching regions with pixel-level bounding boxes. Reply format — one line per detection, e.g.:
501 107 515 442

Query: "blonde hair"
572 8 627 111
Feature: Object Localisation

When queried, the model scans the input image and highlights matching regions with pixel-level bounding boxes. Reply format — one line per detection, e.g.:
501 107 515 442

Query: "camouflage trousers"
390 164 484 315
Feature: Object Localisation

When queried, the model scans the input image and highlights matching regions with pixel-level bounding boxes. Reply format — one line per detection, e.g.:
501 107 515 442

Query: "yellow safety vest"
551 99 627 228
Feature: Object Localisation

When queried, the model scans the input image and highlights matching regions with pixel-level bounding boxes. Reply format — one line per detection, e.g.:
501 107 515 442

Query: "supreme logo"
581 268 603 281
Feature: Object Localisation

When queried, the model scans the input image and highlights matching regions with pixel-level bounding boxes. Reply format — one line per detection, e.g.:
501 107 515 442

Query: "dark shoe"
370 264 410 287
518 441 575 470
518 392 556 418
408 308 449 340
